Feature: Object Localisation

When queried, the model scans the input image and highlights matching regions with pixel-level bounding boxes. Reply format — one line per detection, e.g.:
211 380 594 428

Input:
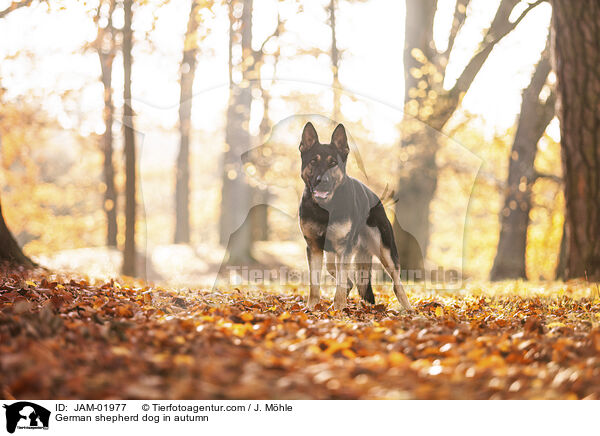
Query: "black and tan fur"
298 122 412 311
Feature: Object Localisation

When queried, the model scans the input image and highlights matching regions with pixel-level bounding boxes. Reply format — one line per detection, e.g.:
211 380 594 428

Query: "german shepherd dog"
299 122 412 312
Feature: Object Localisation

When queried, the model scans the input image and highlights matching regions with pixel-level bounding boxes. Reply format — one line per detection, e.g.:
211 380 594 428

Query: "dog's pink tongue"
314 191 328 198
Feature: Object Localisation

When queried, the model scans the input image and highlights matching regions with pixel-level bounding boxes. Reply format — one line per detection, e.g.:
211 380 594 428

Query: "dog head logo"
3 402 50 433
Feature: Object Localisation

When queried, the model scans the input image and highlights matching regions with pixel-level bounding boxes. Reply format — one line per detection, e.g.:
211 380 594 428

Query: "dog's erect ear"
331 123 349 159
300 122 319 153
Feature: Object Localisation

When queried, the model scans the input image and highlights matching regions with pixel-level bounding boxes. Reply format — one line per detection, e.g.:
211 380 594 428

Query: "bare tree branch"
448 0 544 102
540 88 556 124
0 0 33 19
528 53 554 124
534 171 562 184
91 0 117 53
526 38 551 97
443 0 471 62
254 11 284 61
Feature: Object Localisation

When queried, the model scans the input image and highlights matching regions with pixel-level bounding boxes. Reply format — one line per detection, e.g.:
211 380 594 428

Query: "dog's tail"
379 184 398 209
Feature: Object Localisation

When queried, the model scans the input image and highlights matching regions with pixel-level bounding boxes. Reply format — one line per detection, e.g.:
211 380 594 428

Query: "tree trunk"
552 0 600 280
555 221 566 279
97 23 118 248
219 0 254 264
395 0 542 272
122 0 136 276
490 41 555 281
394 0 437 273
394 128 436 273
246 8 284 243
175 0 200 244
329 0 340 120
250 189 268 240
0 0 36 268
249 103 271 242
0 197 34 267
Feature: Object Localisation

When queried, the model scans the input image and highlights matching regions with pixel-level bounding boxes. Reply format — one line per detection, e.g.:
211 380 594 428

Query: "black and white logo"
2 402 50 434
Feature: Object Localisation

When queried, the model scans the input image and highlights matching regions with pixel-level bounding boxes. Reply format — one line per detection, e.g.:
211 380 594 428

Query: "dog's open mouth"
313 189 330 199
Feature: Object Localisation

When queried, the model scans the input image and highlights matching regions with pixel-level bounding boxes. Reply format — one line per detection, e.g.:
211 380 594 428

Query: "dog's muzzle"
312 174 333 199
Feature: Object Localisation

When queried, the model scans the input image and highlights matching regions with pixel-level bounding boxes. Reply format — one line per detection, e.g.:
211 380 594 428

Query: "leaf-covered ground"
1 266 600 399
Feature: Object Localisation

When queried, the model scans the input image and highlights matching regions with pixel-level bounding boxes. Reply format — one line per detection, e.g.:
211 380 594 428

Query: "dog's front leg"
306 245 323 309
333 251 350 310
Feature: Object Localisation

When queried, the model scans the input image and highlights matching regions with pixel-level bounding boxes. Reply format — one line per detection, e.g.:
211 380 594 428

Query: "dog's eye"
310 158 318 165
329 160 337 167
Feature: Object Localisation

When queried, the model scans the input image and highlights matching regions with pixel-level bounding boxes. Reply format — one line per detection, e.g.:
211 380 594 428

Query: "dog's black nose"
316 174 330 185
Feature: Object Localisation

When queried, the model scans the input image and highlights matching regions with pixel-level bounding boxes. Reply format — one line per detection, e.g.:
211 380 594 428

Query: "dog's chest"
300 219 326 240
326 220 352 244
300 218 352 251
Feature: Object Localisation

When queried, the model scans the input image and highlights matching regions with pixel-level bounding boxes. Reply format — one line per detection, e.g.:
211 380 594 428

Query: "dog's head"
299 122 350 204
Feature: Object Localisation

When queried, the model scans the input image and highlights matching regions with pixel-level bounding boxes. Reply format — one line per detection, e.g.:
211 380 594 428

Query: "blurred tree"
397 0 544 271
92 0 118 248
0 198 34 266
174 0 202 244
220 0 283 258
250 6 283 241
552 0 600 280
491 38 555 280
328 0 340 120
220 0 254 263
122 0 136 276
0 0 37 266
555 222 566 279
251 71 273 242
